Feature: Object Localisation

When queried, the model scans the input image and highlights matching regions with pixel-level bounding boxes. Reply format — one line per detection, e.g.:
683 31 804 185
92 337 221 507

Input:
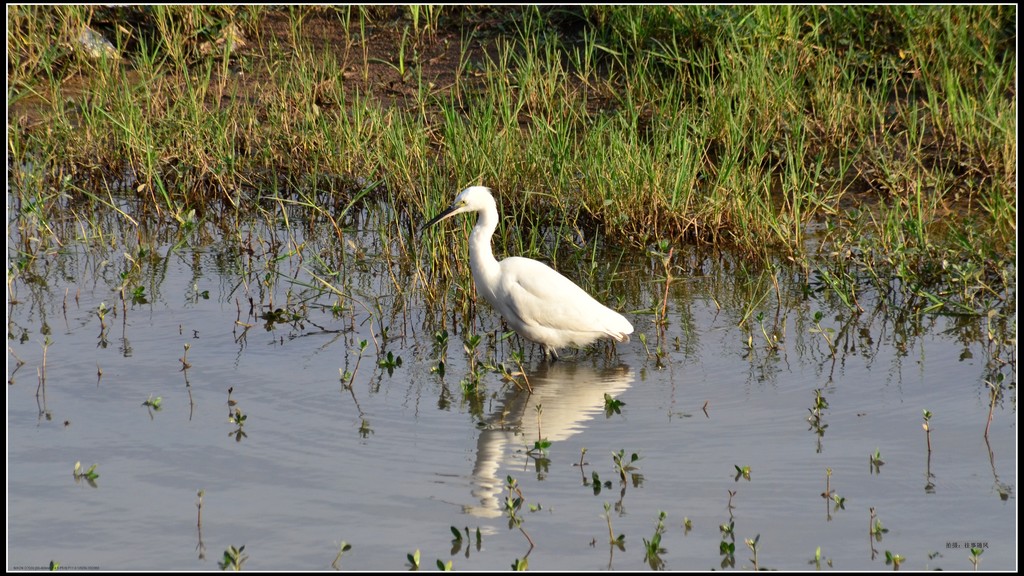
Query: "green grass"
7 5 1016 320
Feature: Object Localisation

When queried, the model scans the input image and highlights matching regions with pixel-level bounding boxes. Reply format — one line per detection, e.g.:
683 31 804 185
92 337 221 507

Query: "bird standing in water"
424 186 633 360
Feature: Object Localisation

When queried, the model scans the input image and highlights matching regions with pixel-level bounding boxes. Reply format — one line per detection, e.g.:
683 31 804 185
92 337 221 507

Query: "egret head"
423 186 495 229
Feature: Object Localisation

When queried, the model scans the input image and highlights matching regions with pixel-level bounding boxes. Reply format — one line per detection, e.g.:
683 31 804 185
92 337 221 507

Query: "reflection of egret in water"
465 362 634 518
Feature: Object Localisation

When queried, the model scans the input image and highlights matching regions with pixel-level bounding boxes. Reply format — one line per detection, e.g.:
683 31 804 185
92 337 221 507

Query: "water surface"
7 214 1016 571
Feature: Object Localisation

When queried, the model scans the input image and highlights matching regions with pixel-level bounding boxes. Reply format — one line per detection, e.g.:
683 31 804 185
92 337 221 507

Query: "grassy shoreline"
7 6 1016 319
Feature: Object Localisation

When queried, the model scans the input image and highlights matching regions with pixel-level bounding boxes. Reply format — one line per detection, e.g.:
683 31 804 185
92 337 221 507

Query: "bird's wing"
499 257 624 335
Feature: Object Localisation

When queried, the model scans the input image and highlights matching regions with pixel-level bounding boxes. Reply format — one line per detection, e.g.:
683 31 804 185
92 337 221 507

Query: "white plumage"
425 186 633 360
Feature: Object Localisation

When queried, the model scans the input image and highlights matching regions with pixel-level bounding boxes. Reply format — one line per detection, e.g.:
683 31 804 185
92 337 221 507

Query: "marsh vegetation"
7 5 1016 571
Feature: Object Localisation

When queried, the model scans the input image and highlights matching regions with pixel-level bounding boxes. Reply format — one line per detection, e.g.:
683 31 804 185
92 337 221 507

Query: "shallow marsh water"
6 208 1016 571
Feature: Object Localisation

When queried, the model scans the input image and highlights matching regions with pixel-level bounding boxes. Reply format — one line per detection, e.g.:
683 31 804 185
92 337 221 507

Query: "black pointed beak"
422 204 459 231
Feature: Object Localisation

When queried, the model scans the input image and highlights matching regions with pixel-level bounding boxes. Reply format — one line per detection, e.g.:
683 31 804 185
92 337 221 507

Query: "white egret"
424 186 633 360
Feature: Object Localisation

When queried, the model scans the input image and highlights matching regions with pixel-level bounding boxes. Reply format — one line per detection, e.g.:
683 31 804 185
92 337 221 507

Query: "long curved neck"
468 205 501 302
